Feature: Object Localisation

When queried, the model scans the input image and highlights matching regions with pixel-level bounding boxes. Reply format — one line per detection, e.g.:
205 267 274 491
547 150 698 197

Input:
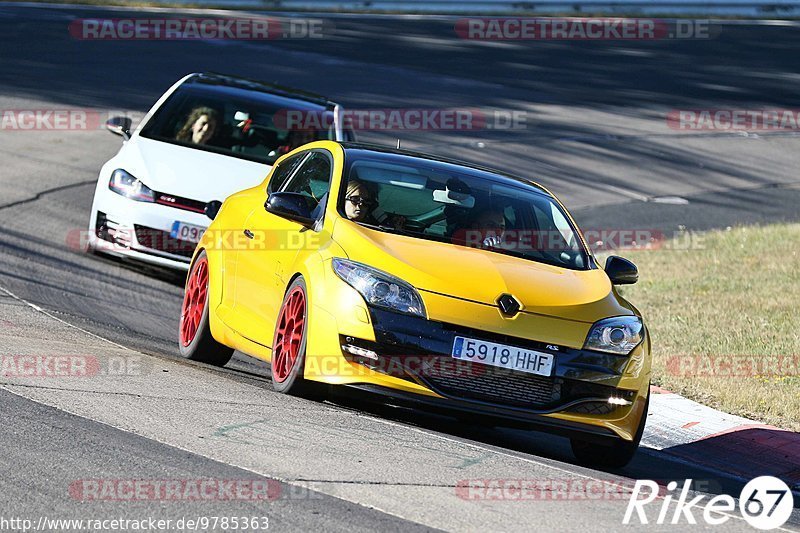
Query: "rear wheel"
270 277 323 398
178 251 233 367
570 391 649 468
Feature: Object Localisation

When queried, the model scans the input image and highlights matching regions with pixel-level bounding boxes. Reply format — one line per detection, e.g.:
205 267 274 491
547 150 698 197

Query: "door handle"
243 229 254 239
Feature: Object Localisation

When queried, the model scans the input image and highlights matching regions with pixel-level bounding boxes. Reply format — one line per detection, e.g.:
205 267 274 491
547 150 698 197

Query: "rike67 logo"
624 476 795 529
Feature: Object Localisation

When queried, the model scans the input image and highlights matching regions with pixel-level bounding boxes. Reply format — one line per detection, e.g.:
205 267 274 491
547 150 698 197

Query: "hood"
332 220 633 324
120 137 270 202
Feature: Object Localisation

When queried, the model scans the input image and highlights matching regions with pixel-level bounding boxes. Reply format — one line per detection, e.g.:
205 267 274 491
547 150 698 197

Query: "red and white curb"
643 386 800 491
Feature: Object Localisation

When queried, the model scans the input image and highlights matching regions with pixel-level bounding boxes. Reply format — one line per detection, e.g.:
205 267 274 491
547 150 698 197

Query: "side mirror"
605 255 638 285
205 200 222 220
106 116 132 140
265 192 316 228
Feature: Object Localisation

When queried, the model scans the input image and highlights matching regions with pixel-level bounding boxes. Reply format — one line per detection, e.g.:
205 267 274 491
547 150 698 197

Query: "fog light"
341 344 378 361
608 396 632 406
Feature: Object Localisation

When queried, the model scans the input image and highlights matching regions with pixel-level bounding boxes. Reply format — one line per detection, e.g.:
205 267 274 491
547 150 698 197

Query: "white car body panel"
87 73 343 271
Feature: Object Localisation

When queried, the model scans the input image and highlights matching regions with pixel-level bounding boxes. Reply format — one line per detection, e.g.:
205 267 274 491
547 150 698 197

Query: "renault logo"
496 293 521 317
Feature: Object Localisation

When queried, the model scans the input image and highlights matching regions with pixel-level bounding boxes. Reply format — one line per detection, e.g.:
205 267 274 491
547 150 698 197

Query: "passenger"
277 129 317 155
176 106 219 145
344 179 378 224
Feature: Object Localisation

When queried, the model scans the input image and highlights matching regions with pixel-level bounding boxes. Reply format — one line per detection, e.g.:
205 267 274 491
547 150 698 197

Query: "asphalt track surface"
0 4 799 531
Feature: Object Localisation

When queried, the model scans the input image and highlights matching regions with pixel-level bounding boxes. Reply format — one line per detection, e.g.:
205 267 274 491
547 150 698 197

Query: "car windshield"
140 84 337 165
339 152 590 270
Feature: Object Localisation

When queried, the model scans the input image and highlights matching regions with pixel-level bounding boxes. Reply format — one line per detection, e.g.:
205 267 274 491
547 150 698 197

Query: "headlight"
108 169 155 202
584 316 643 355
332 258 426 318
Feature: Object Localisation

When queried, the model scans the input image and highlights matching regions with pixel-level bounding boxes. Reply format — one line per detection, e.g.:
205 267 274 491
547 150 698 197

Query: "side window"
281 151 333 219
267 153 306 194
532 204 577 252
549 203 579 251
503 205 517 228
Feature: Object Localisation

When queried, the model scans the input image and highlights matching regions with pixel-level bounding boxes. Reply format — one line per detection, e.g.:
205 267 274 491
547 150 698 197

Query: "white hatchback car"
87 72 353 271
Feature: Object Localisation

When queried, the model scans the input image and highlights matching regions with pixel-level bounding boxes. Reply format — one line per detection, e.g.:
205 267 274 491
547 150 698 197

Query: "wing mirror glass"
264 192 316 229
106 116 132 140
605 255 638 285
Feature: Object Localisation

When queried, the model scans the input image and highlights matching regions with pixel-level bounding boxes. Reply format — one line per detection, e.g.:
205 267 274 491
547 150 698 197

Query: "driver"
471 208 507 248
452 207 507 249
276 129 317 155
176 106 219 145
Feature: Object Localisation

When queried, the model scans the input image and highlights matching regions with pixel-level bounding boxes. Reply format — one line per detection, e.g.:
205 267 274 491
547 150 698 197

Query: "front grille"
417 362 563 409
155 193 207 214
392 354 629 412
566 401 618 415
343 323 633 413
133 225 196 258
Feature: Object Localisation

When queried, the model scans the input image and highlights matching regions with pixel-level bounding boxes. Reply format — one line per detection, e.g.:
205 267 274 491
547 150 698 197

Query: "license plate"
170 221 205 243
452 336 555 377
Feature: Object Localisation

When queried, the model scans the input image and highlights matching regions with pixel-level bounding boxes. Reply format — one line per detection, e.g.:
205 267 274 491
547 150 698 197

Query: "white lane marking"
599 183 651 202
0 284 132 352
0 281 789 528
0 384 432 530
348 413 763 527
355 411 620 481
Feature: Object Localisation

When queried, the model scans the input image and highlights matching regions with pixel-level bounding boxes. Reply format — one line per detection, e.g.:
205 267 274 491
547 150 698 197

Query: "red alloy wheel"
179 257 209 347
272 286 306 383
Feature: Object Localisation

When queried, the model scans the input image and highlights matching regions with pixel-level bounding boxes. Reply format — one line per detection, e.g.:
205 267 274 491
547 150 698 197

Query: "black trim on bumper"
94 212 194 263
342 307 637 419
368 307 630 383
341 382 622 444
133 225 197 259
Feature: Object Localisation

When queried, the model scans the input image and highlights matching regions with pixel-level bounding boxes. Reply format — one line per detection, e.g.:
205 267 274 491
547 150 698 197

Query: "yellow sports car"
178 141 651 467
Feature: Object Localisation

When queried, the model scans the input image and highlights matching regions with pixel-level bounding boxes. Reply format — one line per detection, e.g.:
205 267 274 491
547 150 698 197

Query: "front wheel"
270 277 324 399
570 391 649 468
178 250 234 367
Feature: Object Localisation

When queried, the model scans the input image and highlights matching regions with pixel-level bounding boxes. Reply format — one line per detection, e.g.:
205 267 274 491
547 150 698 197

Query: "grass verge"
613 223 800 431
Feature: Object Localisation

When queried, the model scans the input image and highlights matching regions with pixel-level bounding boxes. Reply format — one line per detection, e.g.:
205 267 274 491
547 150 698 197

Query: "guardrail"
155 0 800 15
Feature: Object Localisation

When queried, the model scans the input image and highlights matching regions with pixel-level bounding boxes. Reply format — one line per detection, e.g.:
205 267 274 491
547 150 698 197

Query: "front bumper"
89 188 210 271
312 312 649 441
342 382 627 444
345 307 638 415
301 259 650 441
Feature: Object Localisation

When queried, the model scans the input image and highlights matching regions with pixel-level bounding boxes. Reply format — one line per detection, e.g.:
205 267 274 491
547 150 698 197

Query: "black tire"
270 277 325 399
178 250 234 367
570 391 649 468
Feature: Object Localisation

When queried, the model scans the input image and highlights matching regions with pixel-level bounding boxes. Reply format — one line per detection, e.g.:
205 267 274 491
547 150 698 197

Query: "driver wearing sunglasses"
344 179 379 224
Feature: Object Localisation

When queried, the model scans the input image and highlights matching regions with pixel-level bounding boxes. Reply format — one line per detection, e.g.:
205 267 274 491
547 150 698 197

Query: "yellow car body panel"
189 140 651 443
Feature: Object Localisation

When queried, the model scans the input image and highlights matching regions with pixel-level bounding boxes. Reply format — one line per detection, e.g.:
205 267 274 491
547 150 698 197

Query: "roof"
185 72 337 109
340 142 551 196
